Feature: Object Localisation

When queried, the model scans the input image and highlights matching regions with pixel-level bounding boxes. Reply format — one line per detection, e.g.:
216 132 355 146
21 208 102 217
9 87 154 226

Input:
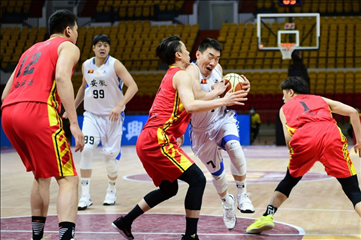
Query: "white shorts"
190 111 239 174
82 111 124 159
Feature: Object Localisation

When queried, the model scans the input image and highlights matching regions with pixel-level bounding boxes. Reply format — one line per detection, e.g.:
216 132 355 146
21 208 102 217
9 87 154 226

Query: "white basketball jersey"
83 56 124 115
190 62 227 131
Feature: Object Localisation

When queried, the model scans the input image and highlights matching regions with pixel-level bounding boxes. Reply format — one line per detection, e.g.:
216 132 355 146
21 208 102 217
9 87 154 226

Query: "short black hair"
280 76 310 94
48 9 78 35
92 34 111 46
198 38 222 54
156 35 183 65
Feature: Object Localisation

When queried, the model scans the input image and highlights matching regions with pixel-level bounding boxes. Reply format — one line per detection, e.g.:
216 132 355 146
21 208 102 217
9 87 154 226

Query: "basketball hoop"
279 43 296 59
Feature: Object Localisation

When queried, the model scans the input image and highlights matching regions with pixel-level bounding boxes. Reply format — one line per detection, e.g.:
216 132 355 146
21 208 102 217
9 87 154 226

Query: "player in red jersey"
112 35 248 240
247 76 361 234
1 10 84 240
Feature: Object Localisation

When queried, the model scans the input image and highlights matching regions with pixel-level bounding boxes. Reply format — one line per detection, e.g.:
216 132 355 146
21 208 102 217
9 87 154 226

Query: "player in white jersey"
65 34 138 210
186 38 254 230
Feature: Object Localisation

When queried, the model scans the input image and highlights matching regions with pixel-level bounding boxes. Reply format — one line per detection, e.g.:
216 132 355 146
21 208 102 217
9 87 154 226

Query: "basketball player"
1 10 84 240
112 35 248 240
64 34 138 210
185 38 254 230
247 76 361 234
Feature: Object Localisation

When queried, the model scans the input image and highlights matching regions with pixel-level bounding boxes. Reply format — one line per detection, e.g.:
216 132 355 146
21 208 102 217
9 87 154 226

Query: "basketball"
220 73 248 97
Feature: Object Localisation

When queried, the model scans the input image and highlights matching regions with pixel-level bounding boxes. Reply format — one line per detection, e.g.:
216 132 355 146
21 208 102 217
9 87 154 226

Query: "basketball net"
279 43 296 59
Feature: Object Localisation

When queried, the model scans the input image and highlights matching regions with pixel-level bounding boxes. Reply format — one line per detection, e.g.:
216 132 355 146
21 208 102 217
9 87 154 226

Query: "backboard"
257 13 320 51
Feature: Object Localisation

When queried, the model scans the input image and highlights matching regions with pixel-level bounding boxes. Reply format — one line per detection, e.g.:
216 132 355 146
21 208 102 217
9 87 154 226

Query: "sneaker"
112 216 134 239
222 194 237 230
78 194 92 210
237 193 255 213
103 188 117 205
246 215 274 234
181 234 199 240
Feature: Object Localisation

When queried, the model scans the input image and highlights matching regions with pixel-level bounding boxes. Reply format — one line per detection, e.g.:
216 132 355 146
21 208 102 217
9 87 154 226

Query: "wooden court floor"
1 145 360 240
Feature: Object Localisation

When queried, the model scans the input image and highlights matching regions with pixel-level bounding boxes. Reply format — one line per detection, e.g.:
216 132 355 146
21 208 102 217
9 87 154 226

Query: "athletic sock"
236 180 247 195
80 178 91 195
59 222 75 240
108 180 116 190
185 217 198 237
124 204 144 224
32 216 46 240
263 204 278 216
220 192 233 206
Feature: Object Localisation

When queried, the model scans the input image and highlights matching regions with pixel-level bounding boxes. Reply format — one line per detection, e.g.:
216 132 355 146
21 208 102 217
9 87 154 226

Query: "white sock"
220 192 233 207
236 180 247 196
108 180 116 190
80 178 91 196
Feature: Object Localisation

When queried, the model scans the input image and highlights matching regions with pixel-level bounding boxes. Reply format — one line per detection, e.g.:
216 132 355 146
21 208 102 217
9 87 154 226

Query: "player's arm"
1 69 16 102
173 70 247 113
279 107 291 147
108 60 138 121
63 63 86 119
74 63 87 108
186 64 226 100
322 97 361 156
56 41 84 152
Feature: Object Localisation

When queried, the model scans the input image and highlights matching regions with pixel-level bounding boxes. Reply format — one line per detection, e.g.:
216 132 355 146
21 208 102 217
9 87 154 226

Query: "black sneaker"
181 234 199 240
112 216 134 239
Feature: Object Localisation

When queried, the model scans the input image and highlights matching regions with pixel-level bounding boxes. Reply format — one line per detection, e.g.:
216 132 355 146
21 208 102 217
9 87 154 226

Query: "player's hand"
223 89 248 106
176 135 184 147
109 106 122 122
354 142 361 157
63 111 68 119
241 75 251 93
70 124 84 152
212 81 229 96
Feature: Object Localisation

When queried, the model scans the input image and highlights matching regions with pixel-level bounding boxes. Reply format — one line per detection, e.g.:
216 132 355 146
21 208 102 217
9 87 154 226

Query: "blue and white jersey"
190 62 227 132
83 55 124 115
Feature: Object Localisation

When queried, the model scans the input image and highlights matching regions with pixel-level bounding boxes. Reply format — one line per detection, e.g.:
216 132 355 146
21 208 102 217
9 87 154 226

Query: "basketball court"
1 145 360 239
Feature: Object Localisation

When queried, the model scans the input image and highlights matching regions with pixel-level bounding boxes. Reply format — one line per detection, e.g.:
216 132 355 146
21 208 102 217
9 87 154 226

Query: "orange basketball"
220 73 247 97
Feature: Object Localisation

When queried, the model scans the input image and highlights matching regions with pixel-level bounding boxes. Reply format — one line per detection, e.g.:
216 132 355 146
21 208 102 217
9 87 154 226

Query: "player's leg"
246 169 303 234
178 164 206 240
30 178 51 240
56 175 79 240
221 121 255 213
336 175 361 217
102 114 124 205
322 127 361 217
112 180 179 239
196 136 237 230
78 112 101 210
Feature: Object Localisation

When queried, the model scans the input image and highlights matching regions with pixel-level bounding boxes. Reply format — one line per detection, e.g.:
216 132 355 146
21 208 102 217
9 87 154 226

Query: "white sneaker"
222 194 237 230
78 194 92 210
103 188 117 205
237 193 255 213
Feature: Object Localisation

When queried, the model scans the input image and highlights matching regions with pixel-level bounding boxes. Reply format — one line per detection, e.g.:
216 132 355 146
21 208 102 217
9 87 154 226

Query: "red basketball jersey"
2 37 73 114
144 67 190 138
282 94 336 136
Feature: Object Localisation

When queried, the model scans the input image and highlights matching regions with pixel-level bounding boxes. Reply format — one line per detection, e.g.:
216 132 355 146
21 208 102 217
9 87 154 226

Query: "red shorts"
288 122 356 179
136 127 194 187
2 102 77 179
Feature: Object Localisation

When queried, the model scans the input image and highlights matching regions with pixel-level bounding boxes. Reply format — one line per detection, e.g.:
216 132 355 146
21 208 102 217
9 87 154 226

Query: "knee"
338 175 361 207
159 181 179 199
275 169 302 198
105 159 118 178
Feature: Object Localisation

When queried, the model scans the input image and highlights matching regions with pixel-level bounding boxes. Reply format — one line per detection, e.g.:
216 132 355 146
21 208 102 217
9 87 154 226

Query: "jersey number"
16 52 42 77
84 136 94 145
206 160 216 168
93 89 104 99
